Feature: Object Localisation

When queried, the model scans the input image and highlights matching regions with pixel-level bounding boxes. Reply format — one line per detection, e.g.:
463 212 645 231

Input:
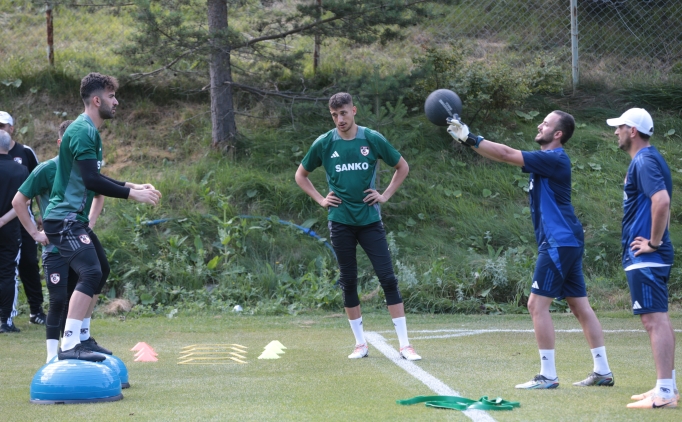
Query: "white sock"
80 318 91 341
46 339 59 363
590 346 611 374
61 318 82 351
392 317 410 349
673 370 677 391
539 349 557 380
348 317 365 345
655 379 675 399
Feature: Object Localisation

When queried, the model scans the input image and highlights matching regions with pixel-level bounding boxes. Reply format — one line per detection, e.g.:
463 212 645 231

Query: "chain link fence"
430 0 682 87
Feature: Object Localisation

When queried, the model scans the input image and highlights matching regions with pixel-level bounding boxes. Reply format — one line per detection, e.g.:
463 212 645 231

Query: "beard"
618 134 632 152
99 103 115 120
534 132 552 145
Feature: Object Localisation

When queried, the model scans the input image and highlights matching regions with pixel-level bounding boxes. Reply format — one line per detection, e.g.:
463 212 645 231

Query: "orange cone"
135 348 159 362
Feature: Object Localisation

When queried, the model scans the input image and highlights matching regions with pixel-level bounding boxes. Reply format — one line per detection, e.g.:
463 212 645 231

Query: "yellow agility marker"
257 349 281 360
178 344 248 365
258 341 287 359
265 341 286 350
178 357 247 365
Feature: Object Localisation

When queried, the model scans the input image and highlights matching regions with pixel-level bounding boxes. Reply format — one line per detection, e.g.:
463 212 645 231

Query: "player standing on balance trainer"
448 110 614 389
295 92 421 361
42 73 161 361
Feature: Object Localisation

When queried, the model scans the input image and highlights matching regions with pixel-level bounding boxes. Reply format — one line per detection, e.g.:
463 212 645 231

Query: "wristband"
648 241 660 250
473 135 484 148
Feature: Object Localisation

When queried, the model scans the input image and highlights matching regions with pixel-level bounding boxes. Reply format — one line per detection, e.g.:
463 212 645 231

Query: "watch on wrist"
648 241 660 250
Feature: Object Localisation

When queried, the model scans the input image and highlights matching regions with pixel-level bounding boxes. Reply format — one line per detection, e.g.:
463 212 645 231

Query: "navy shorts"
625 266 670 315
531 247 586 299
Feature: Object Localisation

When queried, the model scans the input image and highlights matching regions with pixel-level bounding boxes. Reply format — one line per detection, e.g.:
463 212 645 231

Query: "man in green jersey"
295 92 421 361
13 120 106 362
42 73 161 361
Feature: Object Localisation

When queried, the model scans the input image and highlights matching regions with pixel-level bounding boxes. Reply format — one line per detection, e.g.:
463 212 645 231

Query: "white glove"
446 116 470 142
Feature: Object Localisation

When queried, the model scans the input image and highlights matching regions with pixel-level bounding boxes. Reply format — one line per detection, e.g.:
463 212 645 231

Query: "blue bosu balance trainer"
99 355 130 389
30 359 123 404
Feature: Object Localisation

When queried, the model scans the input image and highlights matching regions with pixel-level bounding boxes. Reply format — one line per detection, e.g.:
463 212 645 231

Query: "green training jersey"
44 114 103 223
301 126 401 226
18 157 59 253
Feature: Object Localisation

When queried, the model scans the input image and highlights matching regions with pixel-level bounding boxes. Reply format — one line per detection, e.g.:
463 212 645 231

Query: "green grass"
2 312 681 421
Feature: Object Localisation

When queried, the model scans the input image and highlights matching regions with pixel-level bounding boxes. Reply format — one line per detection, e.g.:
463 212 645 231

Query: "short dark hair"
80 72 119 105
552 110 575 144
637 130 651 140
58 120 74 138
329 92 353 110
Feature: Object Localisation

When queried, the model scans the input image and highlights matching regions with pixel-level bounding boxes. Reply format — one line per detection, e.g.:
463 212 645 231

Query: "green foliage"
411 47 565 122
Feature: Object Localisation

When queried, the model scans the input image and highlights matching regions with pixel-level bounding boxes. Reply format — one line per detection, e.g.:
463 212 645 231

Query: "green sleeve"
18 161 55 199
70 130 98 161
367 129 401 167
301 135 324 172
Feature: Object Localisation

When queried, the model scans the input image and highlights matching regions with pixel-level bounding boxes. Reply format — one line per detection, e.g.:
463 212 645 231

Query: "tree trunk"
46 2 54 66
207 0 237 156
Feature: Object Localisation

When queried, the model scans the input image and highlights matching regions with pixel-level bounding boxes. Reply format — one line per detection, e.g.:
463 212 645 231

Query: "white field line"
373 328 682 341
365 331 497 422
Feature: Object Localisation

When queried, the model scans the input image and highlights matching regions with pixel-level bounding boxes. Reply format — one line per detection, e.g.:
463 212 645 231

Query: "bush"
410 47 565 122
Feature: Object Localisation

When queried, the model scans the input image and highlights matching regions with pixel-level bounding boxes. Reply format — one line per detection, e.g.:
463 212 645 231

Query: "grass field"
1 312 681 421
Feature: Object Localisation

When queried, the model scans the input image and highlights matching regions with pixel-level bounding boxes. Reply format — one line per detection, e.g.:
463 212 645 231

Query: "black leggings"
43 251 78 340
328 221 402 308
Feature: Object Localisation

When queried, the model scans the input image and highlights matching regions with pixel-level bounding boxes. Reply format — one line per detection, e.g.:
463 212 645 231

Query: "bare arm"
11 192 48 245
88 194 105 229
363 157 409 205
295 165 341 208
473 140 525 167
0 208 17 229
631 189 671 256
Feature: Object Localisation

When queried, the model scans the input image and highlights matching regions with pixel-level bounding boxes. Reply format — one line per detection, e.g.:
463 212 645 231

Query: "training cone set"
30 351 131 404
258 341 287 359
131 342 158 362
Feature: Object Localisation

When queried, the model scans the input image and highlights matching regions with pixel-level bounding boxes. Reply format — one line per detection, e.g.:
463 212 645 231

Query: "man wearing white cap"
0 111 45 328
607 108 678 409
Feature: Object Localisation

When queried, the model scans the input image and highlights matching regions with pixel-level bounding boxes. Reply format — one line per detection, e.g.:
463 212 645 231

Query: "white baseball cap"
0 111 13 126
606 108 654 136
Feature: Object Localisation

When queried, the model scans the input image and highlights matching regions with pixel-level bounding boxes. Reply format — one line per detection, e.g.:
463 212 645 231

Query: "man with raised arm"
448 111 614 389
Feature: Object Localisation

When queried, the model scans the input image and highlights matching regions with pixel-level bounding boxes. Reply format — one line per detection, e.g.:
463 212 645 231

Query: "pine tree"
123 0 452 155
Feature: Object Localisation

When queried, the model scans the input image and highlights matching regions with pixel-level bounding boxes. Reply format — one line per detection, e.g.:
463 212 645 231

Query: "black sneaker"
30 312 47 325
58 343 106 362
0 323 21 333
80 337 112 355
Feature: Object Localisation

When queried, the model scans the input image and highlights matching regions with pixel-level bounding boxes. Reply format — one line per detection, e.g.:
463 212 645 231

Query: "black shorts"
43 219 97 263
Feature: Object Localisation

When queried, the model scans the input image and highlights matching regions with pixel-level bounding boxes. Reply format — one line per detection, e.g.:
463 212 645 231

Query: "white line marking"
374 328 682 341
365 331 496 422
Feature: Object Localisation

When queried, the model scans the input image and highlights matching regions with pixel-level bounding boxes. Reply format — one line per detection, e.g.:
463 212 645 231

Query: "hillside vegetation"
2 1 682 316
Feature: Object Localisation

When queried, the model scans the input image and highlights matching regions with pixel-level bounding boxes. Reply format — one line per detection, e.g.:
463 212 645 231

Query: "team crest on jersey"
50 273 61 284
79 234 91 244
360 146 369 156
13 157 22 164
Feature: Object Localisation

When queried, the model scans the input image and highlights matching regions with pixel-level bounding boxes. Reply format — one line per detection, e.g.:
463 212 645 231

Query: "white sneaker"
399 345 422 361
348 343 368 359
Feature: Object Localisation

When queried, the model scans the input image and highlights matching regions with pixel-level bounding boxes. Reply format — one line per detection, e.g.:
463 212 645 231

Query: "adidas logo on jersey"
532 281 539 289
331 151 339 158
633 301 642 310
